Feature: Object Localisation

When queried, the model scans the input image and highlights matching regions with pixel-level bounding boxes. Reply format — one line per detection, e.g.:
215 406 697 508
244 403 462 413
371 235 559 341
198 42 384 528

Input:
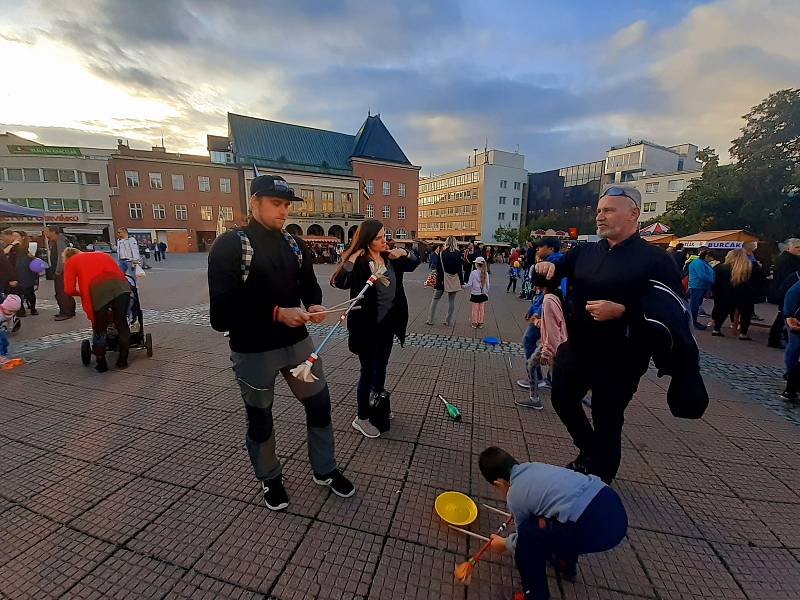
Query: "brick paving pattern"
1 269 799 599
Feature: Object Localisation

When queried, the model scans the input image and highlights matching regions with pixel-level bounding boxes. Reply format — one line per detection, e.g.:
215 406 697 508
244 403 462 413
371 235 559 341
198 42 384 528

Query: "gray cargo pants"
232 337 336 481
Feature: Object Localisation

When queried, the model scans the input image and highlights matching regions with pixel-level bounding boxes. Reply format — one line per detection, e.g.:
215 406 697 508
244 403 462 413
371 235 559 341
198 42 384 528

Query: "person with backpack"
208 174 354 511
507 260 520 293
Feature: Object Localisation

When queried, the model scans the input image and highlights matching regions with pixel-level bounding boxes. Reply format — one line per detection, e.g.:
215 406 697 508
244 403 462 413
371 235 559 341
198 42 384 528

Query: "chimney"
151 145 166 153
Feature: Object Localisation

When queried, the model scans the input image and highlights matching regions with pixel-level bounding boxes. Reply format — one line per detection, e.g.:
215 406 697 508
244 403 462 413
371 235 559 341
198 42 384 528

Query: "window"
198 176 210 192
500 180 507 188
383 205 390 219
220 206 234 221
220 177 231 193
171 174 184 190
643 202 657 212
383 181 390 196
341 192 354 212
128 203 143 219
175 204 188 220
398 183 406 197
513 197 520 206
645 182 659 193
82 171 100 185
46 198 63 211
512 213 518 221
366 203 374 218
366 179 374 195
58 169 76 183
0 169 4 181
7 168 23 181
84 200 104 213
125 171 140 187
396 228 408 239
667 179 686 192
149 172 163 189
42 168 58 182
499 196 506 204
398 206 406 219
300 189 314 213
321 191 334 212
23 168 41 182
62 199 81 212
384 228 393 240
153 204 166 219
514 181 521 190
498 212 505 220
200 206 213 221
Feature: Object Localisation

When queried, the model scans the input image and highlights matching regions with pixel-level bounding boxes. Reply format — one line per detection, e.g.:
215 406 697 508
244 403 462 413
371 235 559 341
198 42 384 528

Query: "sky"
1 0 798 174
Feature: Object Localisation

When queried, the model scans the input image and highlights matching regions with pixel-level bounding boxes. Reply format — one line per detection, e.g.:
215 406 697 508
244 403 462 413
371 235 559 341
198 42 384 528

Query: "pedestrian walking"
62 248 131 373
115 227 141 280
768 238 800 348
427 237 463 326
152 242 161 262
711 249 763 340
465 256 490 328
331 219 420 439
534 186 683 484
506 261 520 293
781 279 800 401
687 248 715 329
158 240 167 260
208 174 354 511
8 232 38 316
42 225 76 321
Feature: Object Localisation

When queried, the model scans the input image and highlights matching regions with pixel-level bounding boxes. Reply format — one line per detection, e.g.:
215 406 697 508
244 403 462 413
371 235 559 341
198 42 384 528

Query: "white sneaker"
515 396 544 410
352 418 381 438
516 379 531 389
538 380 551 390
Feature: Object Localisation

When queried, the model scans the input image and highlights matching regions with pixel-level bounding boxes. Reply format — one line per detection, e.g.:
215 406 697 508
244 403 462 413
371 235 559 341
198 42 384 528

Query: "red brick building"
108 143 245 252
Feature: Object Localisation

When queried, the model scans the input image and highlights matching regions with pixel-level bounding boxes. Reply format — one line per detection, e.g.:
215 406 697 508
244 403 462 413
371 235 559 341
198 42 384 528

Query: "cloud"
609 20 648 53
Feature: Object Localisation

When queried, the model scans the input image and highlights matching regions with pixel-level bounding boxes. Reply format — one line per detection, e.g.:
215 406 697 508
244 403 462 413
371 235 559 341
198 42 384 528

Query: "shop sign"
683 240 745 249
7 145 82 156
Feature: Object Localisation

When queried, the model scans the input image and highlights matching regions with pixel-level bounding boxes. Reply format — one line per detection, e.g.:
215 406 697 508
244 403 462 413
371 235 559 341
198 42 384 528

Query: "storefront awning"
64 228 106 235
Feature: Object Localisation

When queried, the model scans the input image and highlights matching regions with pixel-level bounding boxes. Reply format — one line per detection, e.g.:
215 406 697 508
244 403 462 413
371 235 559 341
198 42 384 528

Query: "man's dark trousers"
551 339 648 484
54 272 76 316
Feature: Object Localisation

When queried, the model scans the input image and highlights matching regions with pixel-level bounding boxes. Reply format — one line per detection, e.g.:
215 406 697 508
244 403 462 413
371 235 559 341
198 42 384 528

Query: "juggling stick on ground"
290 266 387 382
454 514 514 586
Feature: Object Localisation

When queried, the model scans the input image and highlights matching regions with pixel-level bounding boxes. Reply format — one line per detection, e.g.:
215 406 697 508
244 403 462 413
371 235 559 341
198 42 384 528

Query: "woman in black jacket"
331 220 420 438
8 232 37 316
426 236 463 326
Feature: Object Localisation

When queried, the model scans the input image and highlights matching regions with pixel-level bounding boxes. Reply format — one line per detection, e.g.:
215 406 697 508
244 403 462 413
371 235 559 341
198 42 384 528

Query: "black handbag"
368 390 391 433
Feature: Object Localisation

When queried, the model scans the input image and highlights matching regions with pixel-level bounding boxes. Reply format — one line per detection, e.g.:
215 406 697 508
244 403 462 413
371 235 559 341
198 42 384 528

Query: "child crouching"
479 446 627 599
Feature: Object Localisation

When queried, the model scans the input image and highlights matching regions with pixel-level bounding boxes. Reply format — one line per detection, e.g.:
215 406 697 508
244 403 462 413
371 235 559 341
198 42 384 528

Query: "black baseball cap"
535 237 561 252
250 175 303 201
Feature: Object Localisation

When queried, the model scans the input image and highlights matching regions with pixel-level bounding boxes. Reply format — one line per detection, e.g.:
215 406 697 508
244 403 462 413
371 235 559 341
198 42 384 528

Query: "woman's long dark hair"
330 219 385 285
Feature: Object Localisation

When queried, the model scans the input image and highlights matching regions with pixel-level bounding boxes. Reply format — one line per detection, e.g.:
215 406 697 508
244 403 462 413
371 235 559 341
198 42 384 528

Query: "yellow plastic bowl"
435 491 478 526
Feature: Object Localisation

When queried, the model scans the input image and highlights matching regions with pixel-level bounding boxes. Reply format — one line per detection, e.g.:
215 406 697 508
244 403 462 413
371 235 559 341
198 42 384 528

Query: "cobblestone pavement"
1 261 799 599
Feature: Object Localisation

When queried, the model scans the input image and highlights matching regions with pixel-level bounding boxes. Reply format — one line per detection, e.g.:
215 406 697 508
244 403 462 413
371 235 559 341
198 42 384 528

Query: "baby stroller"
81 274 152 366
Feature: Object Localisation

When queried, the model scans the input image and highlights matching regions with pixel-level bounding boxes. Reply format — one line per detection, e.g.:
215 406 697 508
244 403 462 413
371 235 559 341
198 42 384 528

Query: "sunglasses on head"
603 187 639 205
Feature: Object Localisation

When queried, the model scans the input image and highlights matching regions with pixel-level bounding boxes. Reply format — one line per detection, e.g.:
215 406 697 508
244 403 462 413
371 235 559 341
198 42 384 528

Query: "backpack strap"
236 228 302 284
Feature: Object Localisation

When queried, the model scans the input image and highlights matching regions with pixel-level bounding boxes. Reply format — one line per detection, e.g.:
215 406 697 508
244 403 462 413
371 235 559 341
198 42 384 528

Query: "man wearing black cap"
208 175 354 510
535 186 682 484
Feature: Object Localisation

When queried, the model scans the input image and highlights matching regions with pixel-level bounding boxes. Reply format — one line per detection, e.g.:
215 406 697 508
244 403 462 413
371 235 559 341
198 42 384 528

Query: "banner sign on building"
7 145 82 157
683 240 745 249
0 215 82 223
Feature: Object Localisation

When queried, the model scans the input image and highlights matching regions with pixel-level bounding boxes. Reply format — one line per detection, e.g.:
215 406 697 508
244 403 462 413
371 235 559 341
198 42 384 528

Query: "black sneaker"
780 391 798 402
566 453 591 475
95 357 109 373
313 469 355 498
261 476 289 510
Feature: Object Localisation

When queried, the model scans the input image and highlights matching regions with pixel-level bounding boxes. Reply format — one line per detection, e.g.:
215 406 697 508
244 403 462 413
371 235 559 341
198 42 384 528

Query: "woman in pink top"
517 274 568 410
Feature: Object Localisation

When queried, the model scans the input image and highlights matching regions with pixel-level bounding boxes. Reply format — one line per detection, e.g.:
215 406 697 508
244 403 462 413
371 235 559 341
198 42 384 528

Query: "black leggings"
356 329 394 420
507 278 517 293
712 300 753 335
14 287 36 313
92 293 131 364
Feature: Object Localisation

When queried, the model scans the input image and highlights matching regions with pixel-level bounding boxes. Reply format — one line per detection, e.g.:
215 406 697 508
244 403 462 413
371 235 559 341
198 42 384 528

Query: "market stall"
676 230 758 250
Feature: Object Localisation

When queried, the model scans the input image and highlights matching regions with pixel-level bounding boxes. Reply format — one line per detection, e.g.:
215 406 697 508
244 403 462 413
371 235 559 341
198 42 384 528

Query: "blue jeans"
0 329 8 356
515 487 627 599
523 324 540 359
785 332 800 375
689 287 708 324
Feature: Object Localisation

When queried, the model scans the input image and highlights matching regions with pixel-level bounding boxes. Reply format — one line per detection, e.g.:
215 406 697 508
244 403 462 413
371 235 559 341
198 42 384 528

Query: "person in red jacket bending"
63 248 131 372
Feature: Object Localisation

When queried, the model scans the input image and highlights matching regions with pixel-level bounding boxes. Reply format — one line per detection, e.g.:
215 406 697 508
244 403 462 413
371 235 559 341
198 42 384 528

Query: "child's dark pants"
515 487 627 599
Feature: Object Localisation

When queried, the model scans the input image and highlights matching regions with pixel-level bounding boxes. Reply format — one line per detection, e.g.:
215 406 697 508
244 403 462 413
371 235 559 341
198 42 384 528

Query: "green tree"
494 225 521 245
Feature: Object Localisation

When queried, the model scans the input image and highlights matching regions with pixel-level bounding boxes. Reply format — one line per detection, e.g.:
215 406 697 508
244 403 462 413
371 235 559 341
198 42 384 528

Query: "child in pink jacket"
516 275 567 410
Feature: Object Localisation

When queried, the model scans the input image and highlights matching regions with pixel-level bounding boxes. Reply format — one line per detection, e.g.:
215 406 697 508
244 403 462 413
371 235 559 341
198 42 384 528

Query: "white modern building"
0 133 114 244
418 149 527 243
604 140 701 185
630 169 703 225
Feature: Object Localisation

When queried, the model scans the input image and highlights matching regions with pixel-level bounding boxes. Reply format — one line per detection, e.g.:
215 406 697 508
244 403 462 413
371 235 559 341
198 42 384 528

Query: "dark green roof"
228 113 412 175
351 115 411 165
228 113 355 175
